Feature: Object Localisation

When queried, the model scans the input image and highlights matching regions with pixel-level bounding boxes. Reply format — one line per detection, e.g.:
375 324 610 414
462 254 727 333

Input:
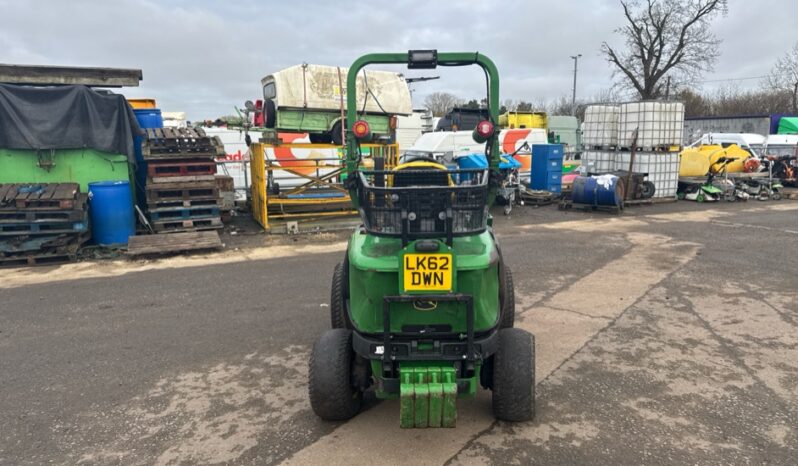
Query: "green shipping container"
0 148 131 192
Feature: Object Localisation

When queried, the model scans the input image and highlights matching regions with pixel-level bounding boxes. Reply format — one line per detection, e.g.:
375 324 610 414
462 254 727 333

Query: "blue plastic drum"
88 180 135 246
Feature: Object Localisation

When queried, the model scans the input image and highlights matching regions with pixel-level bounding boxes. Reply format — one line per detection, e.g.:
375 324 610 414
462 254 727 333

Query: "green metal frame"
344 52 502 204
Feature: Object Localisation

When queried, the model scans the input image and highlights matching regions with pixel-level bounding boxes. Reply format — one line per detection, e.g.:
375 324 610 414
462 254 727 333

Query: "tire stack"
141 128 226 233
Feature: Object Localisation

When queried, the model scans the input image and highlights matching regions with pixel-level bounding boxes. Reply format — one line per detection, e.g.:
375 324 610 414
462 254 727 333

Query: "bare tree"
765 42 798 112
602 0 727 99
423 92 462 117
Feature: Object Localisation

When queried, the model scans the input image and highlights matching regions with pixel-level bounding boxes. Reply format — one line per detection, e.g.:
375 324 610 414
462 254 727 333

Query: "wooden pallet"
149 175 216 183
0 238 82 267
148 206 220 221
0 206 87 223
147 198 220 209
151 217 222 233
145 181 218 201
142 127 225 159
127 231 223 256
0 217 89 235
0 183 82 210
146 159 217 178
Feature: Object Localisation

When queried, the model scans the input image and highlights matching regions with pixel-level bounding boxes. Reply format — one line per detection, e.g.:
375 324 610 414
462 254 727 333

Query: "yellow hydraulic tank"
679 144 751 176
498 111 547 129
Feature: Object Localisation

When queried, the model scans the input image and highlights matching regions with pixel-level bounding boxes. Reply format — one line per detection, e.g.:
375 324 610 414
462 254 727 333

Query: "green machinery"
308 51 535 428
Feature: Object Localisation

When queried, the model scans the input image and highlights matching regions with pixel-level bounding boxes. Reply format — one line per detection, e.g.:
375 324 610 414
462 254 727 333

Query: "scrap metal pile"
141 128 226 233
0 183 88 266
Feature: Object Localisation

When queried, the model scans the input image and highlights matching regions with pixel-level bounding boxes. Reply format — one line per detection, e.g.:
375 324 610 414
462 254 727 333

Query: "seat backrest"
392 161 451 187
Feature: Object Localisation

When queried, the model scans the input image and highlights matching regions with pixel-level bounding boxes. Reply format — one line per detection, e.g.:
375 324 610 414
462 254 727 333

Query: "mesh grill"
357 169 489 238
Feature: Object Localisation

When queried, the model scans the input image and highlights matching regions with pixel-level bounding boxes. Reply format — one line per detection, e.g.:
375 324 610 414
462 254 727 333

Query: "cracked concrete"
2 201 797 465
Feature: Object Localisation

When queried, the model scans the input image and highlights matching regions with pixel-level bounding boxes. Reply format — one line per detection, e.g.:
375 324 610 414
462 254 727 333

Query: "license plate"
403 253 452 292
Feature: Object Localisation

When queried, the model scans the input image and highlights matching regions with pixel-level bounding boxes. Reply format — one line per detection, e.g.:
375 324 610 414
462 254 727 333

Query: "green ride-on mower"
309 51 535 428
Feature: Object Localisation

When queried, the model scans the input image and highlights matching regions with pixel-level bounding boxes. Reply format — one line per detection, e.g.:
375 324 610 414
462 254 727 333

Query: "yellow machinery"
127 98 157 109
498 111 547 129
679 144 752 177
250 142 398 231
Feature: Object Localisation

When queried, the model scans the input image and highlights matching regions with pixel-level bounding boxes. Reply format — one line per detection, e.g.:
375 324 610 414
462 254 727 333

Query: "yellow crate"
127 98 157 109
498 111 547 129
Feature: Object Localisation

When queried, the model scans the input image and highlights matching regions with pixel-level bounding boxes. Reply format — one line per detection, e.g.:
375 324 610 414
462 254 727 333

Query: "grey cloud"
1 0 794 119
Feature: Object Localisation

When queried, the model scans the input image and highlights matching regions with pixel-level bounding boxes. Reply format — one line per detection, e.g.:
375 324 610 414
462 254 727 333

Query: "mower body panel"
347 231 501 334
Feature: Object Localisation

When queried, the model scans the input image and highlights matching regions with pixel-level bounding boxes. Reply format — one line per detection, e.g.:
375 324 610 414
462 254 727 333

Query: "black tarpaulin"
0 83 142 163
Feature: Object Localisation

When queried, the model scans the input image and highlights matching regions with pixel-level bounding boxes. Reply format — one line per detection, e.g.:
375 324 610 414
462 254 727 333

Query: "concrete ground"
1 201 797 465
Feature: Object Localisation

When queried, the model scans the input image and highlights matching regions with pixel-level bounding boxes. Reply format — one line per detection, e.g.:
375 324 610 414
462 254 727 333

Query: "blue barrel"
133 108 163 129
572 175 624 207
88 181 135 246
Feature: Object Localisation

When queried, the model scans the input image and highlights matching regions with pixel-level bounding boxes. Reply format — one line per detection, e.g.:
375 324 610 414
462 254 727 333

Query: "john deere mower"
309 51 535 428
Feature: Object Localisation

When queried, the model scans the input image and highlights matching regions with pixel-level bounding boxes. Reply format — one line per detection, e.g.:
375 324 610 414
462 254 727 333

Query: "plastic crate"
357 168 489 240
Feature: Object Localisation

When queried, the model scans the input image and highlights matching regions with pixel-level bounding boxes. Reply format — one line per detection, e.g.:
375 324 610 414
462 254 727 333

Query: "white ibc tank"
618 101 684 148
581 150 616 174
615 151 680 198
582 105 620 147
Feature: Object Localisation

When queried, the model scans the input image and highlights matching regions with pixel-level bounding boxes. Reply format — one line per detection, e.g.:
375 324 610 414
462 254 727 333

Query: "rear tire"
330 260 352 329
309 329 362 421
500 267 516 328
492 328 535 422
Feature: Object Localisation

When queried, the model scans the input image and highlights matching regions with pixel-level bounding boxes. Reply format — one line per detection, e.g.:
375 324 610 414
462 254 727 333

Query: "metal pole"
665 76 671 99
570 54 582 116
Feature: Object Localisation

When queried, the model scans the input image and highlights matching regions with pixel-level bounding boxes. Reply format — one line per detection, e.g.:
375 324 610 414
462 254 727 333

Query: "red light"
476 120 494 139
353 120 371 139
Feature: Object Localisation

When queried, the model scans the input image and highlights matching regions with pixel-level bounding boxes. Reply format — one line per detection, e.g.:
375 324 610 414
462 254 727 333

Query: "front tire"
309 329 362 421
492 328 535 422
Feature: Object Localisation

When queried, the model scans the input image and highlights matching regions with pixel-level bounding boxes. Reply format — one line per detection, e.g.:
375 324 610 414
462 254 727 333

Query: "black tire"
330 261 352 329
309 329 362 421
309 133 332 144
640 181 656 199
331 120 345 146
492 328 535 422
500 267 516 328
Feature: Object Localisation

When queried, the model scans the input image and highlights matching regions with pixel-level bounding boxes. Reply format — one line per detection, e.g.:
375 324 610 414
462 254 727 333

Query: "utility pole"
665 76 671 99
570 54 582 116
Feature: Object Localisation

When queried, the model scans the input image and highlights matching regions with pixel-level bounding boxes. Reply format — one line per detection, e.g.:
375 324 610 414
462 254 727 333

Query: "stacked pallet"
0 183 89 266
142 128 226 233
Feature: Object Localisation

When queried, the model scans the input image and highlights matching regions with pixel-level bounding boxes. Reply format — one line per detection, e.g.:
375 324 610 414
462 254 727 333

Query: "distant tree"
674 88 711 117
516 101 534 112
424 92 462 117
602 0 727 99
462 99 481 109
548 95 575 116
765 41 798 112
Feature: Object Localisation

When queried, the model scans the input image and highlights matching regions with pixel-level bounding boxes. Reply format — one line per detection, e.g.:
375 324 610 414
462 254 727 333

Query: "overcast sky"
1 0 792 120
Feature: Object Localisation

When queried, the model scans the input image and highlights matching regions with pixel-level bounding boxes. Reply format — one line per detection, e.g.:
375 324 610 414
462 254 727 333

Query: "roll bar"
344 51 501 203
